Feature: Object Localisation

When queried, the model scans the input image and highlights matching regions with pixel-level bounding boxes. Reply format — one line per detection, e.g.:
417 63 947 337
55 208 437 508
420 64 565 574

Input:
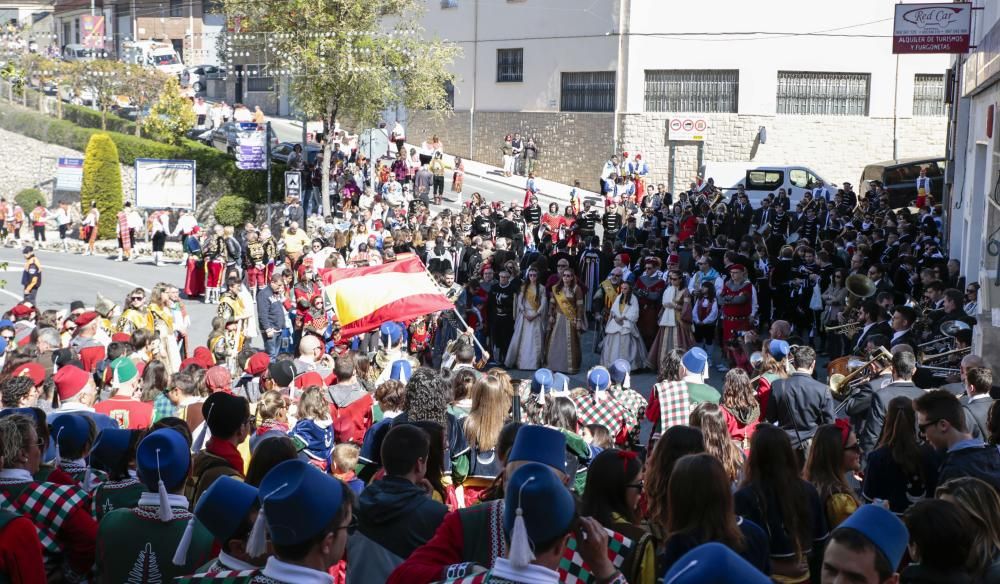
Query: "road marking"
0 288 21 301
0 266 146 290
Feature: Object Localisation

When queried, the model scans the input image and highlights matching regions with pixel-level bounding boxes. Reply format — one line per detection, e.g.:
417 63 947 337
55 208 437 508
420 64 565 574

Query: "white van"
62 44 99 63
697 162 827 206
121 41 184 76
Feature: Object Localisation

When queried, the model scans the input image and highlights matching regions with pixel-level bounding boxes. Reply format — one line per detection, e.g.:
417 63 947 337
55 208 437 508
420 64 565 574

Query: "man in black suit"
960 367 994 440
849 301 893 354
889 306 919 350
931 288 977 331
729 192 754 239
751 197 772 232
766 345 835 457
859 350 926 453
867 263 894 296
842 334 893 439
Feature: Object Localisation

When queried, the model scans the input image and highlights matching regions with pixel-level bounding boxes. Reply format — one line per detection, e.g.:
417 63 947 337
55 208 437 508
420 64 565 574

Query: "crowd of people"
0 138 996 584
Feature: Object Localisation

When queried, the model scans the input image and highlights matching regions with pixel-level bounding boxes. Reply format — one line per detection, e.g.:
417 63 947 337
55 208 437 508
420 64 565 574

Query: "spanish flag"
321 255 455 338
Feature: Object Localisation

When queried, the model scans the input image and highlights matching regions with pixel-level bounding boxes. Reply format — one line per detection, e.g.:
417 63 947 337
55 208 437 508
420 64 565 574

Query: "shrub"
214 195 255 226
80 133 124 239
143 78 195 145
14 188 46 210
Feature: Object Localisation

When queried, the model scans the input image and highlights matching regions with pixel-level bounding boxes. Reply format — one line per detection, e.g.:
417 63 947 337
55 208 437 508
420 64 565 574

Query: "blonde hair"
463 376 511 452
297 386 329 421
333 442 360 472
257 390 287 423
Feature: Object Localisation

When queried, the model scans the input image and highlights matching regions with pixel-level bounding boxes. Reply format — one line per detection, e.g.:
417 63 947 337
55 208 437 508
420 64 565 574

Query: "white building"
948 0 1000 361
406 0 950 192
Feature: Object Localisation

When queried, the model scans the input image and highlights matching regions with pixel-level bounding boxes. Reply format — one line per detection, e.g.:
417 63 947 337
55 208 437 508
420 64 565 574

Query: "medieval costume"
634 258 666 348
204 231 227 304
545 273 586 375
601 289 647 371
648 279 694 374
183 229 206 299
504 277 548 370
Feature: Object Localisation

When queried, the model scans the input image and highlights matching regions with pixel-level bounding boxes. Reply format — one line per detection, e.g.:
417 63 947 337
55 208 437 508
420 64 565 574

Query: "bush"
62 102 137 135
80 133 124 239
14 188 46 210
214 195 255 226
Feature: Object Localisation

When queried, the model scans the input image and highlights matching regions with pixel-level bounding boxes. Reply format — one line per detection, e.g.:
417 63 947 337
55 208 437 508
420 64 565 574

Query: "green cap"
110 357 139 385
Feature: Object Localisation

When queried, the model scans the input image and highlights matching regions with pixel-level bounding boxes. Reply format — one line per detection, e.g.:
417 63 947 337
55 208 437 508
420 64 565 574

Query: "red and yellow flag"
321 255 454 338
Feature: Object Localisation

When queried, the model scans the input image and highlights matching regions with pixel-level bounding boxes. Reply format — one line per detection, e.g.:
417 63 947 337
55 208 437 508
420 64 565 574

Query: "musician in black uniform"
859 350 926 453
522 196 542 231
841 334 894 441
487 269 517 364
797 206 820 246
729 192 753 239
471 206 494 239
849 301 893 354
602 201 623 235
576 201 600 242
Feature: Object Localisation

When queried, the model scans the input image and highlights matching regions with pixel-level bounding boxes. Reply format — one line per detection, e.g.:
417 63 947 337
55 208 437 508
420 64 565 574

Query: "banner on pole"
893 3 972 54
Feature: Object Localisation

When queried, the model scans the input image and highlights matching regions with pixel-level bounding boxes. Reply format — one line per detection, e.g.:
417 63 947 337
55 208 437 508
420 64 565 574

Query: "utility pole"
266 121 273 225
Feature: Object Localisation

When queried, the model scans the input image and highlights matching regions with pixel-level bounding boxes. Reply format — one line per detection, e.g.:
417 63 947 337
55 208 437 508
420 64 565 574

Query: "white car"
181 65 226 93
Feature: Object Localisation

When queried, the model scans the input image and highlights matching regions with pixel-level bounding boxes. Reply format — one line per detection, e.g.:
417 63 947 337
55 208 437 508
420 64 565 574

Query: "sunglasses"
626 480 644 491
131 297 145 302
917 419 941 434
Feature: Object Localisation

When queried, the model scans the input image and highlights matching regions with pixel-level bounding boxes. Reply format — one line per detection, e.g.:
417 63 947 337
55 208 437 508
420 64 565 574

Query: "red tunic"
720 280 753 343
94 396 153 430
184 258 206 297
0 513 47 584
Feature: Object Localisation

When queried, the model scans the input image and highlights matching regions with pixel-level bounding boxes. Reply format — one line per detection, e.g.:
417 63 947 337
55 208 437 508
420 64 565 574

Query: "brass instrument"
921 346 971 364
825 320 862 337
917 319 972 357
844 274 876 313
829 347 893 397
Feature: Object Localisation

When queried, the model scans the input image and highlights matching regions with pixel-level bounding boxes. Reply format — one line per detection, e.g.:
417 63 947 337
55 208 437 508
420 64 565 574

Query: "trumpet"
829 347 893 397
825 320 862 337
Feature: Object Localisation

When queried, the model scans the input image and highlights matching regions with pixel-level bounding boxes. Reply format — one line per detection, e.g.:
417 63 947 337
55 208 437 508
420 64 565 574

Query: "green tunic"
93 478 144 521
96 503 215 583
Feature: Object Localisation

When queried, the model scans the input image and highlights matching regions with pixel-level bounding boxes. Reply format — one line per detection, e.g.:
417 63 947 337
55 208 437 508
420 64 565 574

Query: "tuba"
844 274 876 313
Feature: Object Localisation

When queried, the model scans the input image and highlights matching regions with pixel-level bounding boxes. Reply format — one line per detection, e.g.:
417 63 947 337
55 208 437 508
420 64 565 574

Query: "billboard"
81 15 105 51
134 159 196 210
236 122 267 170
55 157 84 192
893 2 972 54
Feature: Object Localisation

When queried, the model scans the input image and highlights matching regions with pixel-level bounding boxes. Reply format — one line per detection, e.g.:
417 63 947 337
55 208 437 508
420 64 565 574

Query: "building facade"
947 0 1000 363
404 0 949 191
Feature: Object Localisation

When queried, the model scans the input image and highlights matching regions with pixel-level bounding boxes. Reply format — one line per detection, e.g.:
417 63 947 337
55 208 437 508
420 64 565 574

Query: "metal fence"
776 71 870 116
644 69 739 113
560 71 615 112
913 73 945 117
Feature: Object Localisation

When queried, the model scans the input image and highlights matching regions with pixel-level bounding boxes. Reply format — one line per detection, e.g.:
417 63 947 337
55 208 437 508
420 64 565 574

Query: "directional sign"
285 171 301 199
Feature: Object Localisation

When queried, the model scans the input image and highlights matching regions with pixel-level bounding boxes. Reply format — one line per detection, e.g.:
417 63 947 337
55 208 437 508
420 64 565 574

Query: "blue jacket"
256 286 285 334
938 439 1000 492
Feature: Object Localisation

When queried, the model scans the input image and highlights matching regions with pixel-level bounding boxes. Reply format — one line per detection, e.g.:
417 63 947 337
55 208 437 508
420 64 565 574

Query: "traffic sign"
668 117 708 141
285 171 301 199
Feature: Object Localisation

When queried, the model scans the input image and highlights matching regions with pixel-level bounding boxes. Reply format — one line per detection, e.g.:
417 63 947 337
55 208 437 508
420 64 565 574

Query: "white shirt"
891 328 911 343
173 214 198 236
261 556 333 584
52 207 71 226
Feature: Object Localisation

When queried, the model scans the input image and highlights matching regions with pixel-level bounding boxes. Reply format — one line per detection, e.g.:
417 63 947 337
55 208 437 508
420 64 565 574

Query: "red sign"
81 15 105 50
893 3 972 54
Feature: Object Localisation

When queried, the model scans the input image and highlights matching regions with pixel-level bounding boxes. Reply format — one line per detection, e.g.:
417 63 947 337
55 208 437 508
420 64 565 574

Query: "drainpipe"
611 0 630 156
468 0 478 161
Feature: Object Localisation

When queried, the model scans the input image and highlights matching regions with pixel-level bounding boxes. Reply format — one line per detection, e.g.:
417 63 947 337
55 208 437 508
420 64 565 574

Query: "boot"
116 250 123 262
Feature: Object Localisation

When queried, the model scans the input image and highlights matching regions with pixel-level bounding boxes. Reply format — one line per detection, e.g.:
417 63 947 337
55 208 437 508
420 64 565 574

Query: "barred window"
170 0 184 17
913 74 945 116
776 71 870 116
644 70 738 113
496 48 523 83
245 65 274 92
560 71 615 112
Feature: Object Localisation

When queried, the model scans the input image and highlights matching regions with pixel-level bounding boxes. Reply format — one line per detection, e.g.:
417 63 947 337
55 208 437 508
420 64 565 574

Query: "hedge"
15 188 45 210
214 195 255 226
80 133 124 238
0 104 277 204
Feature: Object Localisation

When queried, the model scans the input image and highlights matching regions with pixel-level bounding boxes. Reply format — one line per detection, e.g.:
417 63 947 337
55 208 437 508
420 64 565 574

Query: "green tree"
143 77 195 145
119 65 168 137
214 195 255 226
80 133 124 239
78 59 129 130
222 0 459 215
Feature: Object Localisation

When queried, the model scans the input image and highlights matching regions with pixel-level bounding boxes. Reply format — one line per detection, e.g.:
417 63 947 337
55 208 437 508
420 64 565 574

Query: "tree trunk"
101 107 107 130
135 116 141 137
321 97 337 217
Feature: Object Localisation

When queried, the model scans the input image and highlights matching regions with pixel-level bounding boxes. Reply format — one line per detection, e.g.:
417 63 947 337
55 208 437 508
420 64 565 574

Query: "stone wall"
407 110 615 187
408 109 946 192
618 113 948 191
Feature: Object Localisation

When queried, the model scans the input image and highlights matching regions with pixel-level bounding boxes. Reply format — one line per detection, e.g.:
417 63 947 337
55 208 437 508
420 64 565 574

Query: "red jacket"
327 384 374 445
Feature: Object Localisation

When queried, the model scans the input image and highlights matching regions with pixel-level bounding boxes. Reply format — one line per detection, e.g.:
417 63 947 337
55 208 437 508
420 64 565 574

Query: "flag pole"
451 307 487 355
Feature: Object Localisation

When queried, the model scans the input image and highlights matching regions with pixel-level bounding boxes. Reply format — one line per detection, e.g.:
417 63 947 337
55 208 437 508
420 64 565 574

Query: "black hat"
202 392 250 439
21 246 33 255
69 300 85 312
267 360 297 388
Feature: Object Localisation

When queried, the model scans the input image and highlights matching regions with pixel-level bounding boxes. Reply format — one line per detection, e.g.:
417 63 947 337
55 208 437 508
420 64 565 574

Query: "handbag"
809 282 823 311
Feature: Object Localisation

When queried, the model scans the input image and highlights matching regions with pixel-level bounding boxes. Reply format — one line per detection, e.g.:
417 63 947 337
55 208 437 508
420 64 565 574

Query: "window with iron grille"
560 71 615 112
170 0 184 17
496 48 523 83
245 65 274 92
913 74 945 116
644 70 739 113
776 71 870 115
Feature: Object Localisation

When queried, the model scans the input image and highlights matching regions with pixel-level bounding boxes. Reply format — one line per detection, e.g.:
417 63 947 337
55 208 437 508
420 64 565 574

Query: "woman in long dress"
546 269 586 375
601 281 648 370
505 267 548 370
648 270 694 375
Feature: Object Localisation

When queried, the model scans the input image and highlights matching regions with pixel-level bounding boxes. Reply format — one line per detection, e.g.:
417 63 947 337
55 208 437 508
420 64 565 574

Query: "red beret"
179 357 203 371
193 347 216 369
111 332 132 343
294 371 325 390
616 253 630 265
667 254 680 265
74 311 99 327
12 362 45 386
245 352 270 377
728 263 747 272
54 365 90 400
10 304 33 318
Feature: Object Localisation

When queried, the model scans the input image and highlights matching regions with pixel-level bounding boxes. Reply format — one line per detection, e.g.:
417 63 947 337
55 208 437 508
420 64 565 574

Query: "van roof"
863 156 946 170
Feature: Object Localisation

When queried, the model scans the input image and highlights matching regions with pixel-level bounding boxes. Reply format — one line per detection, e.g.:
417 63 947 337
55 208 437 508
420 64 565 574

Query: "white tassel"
172 517 196 566
508 476 537 569
245 508 269 558
538 384 545 406
595 390 606 404
82 466 93 492
624 372 630 389
155 448 174 522
54 426 63 469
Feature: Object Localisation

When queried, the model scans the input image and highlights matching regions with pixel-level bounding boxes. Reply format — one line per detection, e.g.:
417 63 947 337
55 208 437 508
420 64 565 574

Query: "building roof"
53 0 100 15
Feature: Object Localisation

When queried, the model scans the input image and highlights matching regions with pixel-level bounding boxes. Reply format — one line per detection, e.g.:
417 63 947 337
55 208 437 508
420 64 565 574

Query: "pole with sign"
285 170 301 201
266 121 273 225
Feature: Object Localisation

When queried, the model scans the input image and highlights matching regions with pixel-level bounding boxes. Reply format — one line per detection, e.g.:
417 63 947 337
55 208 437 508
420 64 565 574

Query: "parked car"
697 162 827 207
181 65 226 93
271 142 322 166
61 44 100 63
210 121 279 156
860 157 947 209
